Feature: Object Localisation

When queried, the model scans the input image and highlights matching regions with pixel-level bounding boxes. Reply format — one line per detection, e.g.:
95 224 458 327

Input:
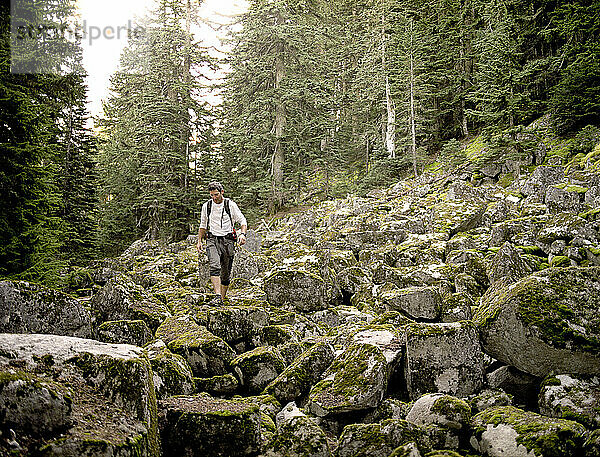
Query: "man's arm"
230 201 248 245
197 203 208 251
197 227 207 251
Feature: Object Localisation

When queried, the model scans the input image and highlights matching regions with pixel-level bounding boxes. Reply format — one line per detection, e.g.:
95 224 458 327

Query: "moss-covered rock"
546 184 585 214
378 284 442 320
231 346 286 394
486 365 540 408
406 393 471 450
146 340 194 399
439 293 473 323
536 212 595 245
206 305 268 345
473 267 600 377
96 319 153 346
539 374 600 428
0 371 72 436
263 341 334 404
0 333 159 457
155 315 236 378
0 280 91 338
470 405 587 457
337 419 424 457
307 343 389 416
194 373 239 395
265 402 331 457
158 394 261 457
336 266 373 295
91 274 171 332
263 268 335 312
584 429 600 457
487 242 534 285
469 389 513 415
259 324 301 347
404 322 484 400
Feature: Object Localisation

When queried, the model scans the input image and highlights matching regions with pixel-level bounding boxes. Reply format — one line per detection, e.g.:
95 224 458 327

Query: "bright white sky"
76 0 248 117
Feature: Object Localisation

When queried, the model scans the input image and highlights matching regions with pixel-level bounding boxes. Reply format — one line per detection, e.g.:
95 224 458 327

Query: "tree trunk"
382 14 395 159
272 28 286 211
408 19 418 177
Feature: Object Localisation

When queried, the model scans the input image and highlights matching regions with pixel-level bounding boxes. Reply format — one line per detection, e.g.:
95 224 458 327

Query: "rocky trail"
2 157 600 456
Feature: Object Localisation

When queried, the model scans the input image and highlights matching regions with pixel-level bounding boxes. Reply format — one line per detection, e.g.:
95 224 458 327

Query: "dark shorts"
206 236 235 286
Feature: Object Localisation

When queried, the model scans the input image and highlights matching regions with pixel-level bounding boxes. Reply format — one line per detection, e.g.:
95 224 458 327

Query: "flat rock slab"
0 333 158 457
474 266 600 377
158 394 261 457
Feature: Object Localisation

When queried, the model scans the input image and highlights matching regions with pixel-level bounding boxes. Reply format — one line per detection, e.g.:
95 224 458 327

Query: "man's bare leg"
210 275 221 297
221 284 228 301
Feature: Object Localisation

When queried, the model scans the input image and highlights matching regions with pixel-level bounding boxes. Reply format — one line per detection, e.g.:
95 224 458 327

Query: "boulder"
546 184 586 214
155 315 236 377
536 213 597 246
430 199 487 237
307 343 389 416
539 374 600 429
470 406 587 457
336 266 373 295
486 365 540 408
0 371 72 436
346 231 407 252
487 242 534 285
388 442 423 457
259 324 301 347
263 402 331 457
520 166 565 200
349 327 404 366
263 269 334 312
406 393 471 450
404 322 484 400
263 341 335 404
146 340 194 400
96 319 153 346
231 248 273 280
158 394 261 457
585 429 600 457
91 274 171 331
336 419 424 457
0 280 91 338
194 373 239 395
0 333 159 457
469 389 513 414
206 305 268 345
310 306 374 330
474 267 600 377
439 293 473 323
231 346 286 394
379 284 442 320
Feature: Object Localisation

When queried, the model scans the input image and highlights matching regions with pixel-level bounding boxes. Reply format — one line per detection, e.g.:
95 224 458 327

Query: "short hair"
208 181 224 193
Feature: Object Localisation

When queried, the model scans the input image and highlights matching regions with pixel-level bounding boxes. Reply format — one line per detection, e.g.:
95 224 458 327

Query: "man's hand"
238 233 247 246
197 240 204 252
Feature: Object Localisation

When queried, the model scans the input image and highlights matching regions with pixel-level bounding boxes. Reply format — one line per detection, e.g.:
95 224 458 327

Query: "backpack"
205 198 235 235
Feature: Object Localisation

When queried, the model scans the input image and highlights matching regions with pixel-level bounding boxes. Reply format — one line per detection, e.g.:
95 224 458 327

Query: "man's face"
210 189 224 204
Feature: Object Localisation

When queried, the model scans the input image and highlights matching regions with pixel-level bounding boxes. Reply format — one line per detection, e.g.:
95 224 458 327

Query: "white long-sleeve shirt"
200 199 247 236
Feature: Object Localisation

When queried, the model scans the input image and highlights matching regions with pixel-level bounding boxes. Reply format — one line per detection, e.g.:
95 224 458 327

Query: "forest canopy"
1 0 599 283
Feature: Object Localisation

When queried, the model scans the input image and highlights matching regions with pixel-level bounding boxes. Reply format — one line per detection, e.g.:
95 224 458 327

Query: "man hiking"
197 181 247 302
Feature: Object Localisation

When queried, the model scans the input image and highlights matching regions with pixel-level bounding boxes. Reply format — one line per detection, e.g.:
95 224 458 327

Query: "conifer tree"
97 0 213 254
